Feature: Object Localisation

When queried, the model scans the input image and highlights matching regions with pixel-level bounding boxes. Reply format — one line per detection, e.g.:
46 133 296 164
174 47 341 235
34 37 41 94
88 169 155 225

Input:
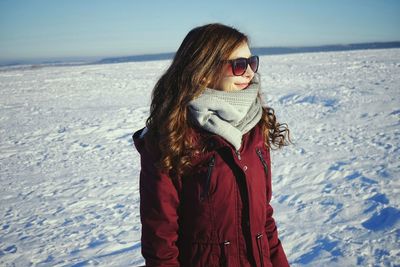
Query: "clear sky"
0 0 399 63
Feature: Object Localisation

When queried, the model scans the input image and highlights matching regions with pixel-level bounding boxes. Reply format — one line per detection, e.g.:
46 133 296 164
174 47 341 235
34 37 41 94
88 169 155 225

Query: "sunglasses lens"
249 56 259 73
229 56 259 76
232 58 247 76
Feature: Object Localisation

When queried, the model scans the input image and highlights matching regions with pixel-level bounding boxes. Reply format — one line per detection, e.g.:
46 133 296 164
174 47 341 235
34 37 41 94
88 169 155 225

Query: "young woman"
133 23 291 267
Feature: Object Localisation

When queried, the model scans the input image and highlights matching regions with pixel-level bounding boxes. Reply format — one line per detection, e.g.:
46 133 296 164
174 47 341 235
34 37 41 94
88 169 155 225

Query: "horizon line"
1 40 400 67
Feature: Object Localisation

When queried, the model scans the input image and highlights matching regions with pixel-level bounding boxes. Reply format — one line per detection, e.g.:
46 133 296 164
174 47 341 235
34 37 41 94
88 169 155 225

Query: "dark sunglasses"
225 55 259 76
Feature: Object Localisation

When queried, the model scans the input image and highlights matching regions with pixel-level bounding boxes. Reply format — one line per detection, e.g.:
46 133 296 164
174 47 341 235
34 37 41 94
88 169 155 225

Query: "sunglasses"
225 55 259 76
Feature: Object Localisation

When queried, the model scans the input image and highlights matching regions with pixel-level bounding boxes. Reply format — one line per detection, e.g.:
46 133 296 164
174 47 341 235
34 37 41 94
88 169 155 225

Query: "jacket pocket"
256 233 265 267
220 240 231 267
200 155 215 201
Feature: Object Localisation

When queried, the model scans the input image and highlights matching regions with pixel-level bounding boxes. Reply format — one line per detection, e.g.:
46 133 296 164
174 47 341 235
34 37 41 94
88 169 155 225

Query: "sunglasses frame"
224 55 259 76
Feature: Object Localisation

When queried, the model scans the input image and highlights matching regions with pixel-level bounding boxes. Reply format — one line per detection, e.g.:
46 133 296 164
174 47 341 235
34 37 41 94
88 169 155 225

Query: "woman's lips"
235 83 249 89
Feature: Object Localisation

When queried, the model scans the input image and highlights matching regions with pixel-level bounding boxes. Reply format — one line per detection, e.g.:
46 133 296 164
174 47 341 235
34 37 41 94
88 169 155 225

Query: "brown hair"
145 23 291 179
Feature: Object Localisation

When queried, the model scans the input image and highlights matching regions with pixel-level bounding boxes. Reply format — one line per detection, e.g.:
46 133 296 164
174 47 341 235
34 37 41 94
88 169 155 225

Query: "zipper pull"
235 150 241 160
256 148 268 172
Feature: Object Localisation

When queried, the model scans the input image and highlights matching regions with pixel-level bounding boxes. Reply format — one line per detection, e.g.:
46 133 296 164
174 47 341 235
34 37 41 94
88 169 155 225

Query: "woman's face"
211 42 255 91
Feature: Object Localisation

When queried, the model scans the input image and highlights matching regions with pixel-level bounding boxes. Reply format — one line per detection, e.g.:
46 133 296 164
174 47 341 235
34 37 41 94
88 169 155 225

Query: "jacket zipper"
256 233 265 267
200 155 215 201
256 148 269 267
256 148 268 174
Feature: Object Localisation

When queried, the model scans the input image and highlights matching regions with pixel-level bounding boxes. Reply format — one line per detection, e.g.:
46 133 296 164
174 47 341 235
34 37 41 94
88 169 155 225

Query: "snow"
1 48 399 266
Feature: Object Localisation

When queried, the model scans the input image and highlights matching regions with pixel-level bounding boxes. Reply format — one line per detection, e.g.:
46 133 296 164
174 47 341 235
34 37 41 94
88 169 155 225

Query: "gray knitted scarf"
188 76 262 150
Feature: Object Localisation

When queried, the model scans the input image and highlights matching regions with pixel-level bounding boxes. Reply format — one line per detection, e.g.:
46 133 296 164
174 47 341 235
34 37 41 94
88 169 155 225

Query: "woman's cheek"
225 66 234 76
222 79 236 91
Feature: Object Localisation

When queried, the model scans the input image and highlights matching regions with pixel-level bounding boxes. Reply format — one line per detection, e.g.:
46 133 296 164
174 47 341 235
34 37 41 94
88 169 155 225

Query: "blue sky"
0 0 399 63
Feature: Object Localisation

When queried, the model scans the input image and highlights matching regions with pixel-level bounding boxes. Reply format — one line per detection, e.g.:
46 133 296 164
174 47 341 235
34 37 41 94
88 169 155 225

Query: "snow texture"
1 48 399 266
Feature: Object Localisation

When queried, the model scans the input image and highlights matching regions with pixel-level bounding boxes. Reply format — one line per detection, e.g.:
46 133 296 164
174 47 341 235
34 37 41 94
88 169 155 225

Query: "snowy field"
0 48 399 266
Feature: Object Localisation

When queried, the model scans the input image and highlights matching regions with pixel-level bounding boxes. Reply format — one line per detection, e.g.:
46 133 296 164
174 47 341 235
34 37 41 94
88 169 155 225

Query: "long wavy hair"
145 23 291 179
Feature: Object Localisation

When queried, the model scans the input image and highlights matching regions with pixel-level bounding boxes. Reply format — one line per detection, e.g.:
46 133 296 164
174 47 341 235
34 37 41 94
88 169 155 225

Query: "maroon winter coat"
133 121 290 267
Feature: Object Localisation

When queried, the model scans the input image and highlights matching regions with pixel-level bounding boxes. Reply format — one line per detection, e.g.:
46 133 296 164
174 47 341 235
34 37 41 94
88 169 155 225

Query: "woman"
133 23 291 267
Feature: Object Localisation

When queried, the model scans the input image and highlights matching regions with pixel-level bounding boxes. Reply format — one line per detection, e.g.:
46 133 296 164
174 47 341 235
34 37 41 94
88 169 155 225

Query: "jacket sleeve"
139 151 180 266
264 149 290 267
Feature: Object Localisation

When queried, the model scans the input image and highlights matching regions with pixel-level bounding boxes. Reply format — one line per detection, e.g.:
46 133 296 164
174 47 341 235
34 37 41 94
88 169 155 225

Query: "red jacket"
133 122 290 267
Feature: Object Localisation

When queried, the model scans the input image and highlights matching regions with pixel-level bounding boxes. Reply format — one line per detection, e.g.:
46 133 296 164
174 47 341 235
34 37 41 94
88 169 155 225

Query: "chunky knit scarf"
188 76 262 150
